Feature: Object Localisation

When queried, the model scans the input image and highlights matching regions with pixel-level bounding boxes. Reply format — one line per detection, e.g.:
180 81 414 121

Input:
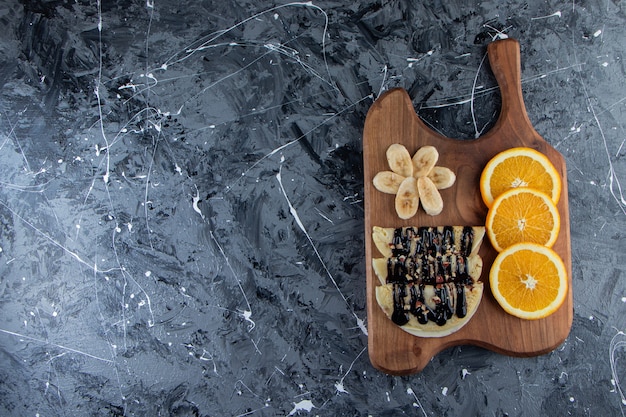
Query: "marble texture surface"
0 0 624 416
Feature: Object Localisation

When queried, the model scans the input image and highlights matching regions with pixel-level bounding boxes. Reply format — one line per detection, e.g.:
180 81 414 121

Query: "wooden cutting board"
363 38 572 375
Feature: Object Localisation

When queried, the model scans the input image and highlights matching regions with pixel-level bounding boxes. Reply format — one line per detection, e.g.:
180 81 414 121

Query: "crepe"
372 226 484 337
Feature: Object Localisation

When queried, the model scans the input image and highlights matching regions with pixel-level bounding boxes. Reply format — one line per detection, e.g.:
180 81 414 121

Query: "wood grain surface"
363 38 573 375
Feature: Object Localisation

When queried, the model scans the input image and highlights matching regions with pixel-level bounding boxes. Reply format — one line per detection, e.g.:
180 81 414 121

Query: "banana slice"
372 226 394 258
417 176 443 216
427 166 456 190
386 144 413 177
395 177 419 219
373 171 406 194
412 146 438 178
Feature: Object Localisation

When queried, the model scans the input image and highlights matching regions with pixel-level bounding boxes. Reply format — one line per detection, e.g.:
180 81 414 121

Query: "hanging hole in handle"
412 44 502 141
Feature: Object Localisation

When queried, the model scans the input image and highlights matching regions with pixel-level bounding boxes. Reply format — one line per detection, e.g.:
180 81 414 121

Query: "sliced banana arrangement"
372 144 456 218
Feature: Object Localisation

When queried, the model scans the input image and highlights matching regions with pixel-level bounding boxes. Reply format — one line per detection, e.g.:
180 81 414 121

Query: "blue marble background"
0 0 624 416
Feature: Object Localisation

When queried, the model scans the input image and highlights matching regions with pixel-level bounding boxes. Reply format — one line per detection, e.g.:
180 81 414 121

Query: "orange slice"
486 188 560 252
480 147 561 208
490 242 567 320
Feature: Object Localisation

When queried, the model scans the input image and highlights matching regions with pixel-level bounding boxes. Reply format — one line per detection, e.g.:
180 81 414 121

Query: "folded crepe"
372 226 484 337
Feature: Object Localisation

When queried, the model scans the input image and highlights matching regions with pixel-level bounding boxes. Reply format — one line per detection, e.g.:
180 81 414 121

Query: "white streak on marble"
407 49 434 66
264 42 335 89
0 328 114 364
407 387 428 417
242 309 256 332
276 164 367 336
471 52 489 138
111 227 156 329
314 207 334 224
483 24 510 40
609 331 626 406
377 65 388 97
192 185 204 219
421 63 584 112
531 11 562 20
3 114 31 172
288 399 315 415
335 346 366 395
158 2 337 115
0 200 118 273
209 230 254 330
93 0 111 188
577 73 626 214
225 94 372 192
143 137 159 249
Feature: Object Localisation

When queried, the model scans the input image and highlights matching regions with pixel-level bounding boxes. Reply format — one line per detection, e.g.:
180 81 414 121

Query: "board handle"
487 38 532 131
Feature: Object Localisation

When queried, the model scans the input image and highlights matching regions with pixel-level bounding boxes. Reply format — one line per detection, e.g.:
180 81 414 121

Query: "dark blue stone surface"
0 1 624 415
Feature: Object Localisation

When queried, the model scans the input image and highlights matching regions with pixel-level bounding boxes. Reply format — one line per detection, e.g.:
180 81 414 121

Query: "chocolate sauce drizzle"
386 227 475 327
